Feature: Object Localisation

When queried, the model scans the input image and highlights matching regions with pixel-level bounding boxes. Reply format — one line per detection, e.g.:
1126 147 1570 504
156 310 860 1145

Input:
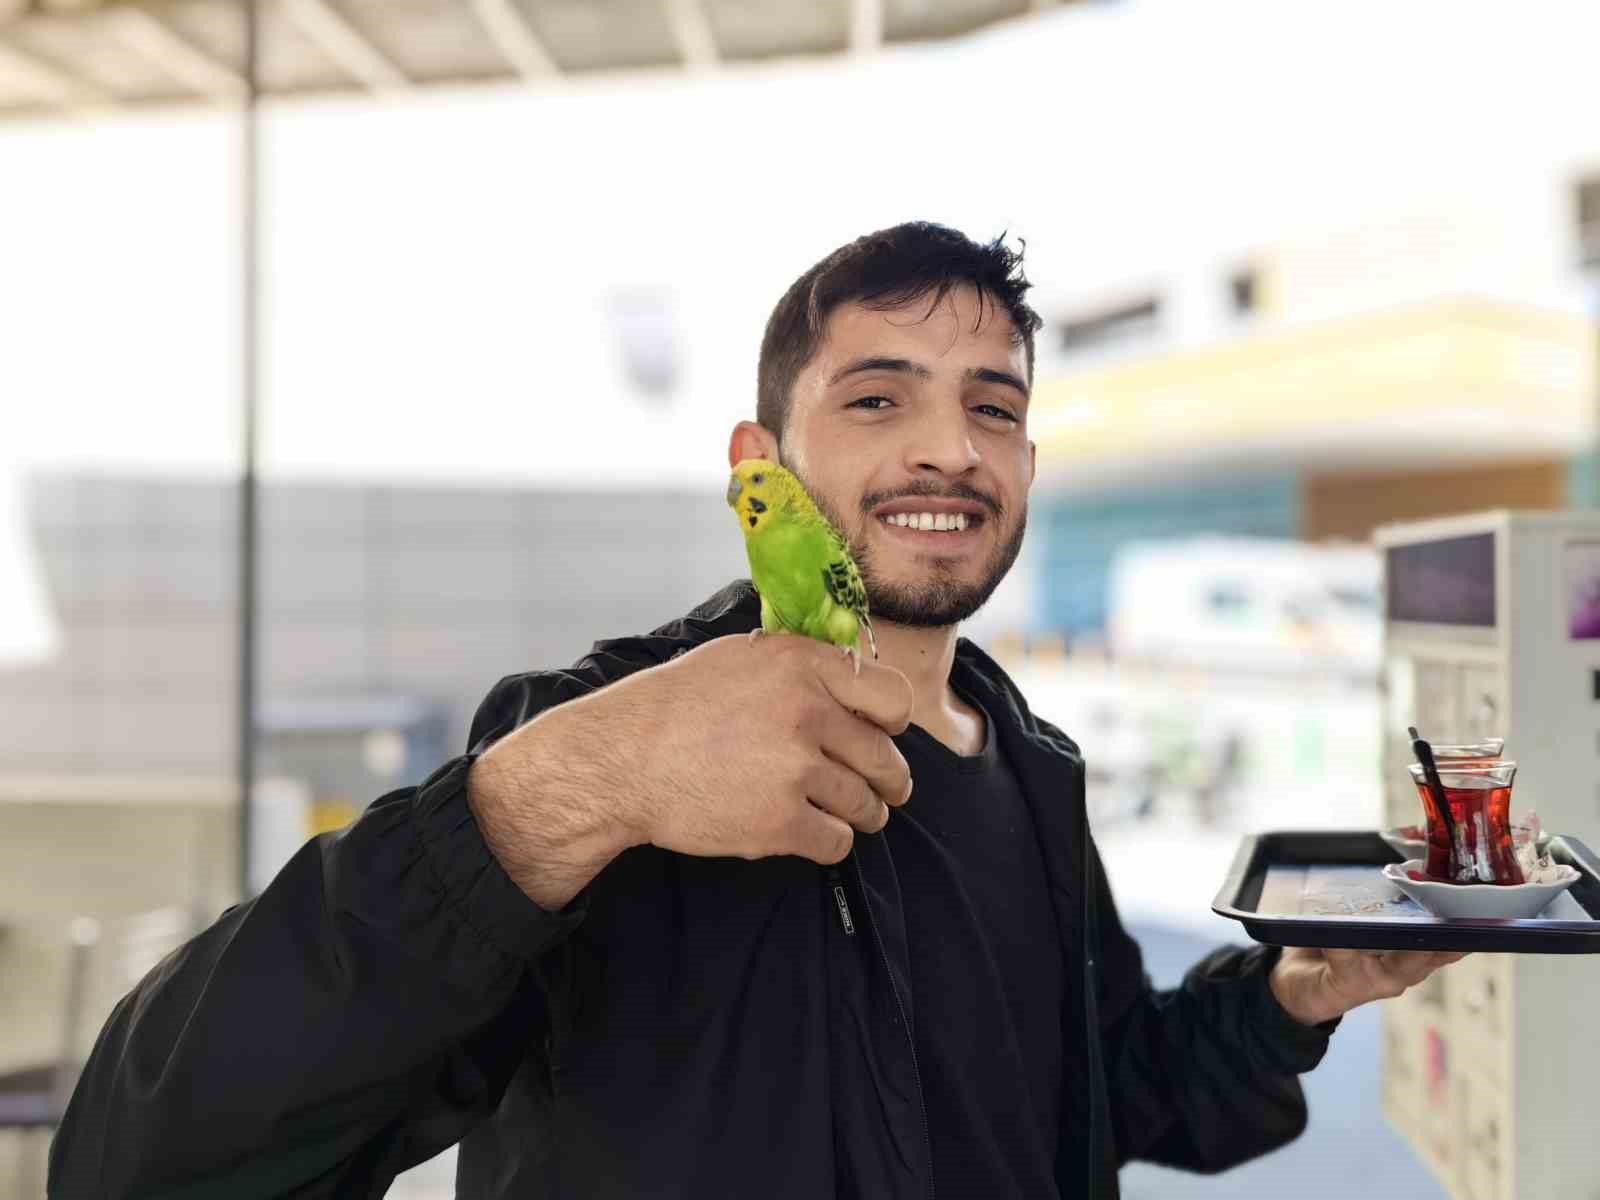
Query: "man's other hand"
1268 946 1468 1027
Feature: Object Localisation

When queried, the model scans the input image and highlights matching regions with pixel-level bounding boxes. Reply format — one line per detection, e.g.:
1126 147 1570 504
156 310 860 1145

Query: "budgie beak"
726 475 742 508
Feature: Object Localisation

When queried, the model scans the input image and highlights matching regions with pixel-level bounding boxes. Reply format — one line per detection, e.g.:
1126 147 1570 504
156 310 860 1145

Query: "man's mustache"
860 482 1003 520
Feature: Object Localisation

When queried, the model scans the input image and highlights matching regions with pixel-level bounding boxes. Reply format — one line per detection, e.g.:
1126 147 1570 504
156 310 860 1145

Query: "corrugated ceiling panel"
338 0 507 82
519 0 682 74
7 10 192 98
703 0 848 61
886 0 1026 44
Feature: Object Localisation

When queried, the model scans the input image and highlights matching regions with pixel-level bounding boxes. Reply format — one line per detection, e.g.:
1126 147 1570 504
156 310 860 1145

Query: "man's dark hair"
756 221 1044 445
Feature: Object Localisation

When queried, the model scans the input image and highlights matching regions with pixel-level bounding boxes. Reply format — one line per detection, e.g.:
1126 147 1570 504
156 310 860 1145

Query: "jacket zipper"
1081 797 1104 1200
829 860 937 1200
827 865 856 936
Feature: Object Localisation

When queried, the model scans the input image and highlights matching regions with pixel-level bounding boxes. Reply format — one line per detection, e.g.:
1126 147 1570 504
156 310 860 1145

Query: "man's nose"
905 406 981 477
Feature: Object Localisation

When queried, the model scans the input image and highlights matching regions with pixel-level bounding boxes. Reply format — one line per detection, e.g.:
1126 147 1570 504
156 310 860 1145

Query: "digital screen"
1385 533 1496 627
1563 541 1600 639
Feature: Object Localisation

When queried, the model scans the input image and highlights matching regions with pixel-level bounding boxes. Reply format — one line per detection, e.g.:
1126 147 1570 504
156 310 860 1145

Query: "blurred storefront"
1015 223 1600 963
1029 294 1600 638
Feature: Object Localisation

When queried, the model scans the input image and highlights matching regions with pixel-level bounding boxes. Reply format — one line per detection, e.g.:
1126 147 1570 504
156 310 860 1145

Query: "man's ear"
728 421 780 468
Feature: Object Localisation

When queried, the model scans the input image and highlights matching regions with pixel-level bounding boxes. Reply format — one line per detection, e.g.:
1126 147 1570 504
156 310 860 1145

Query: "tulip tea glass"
1406 761 1523 885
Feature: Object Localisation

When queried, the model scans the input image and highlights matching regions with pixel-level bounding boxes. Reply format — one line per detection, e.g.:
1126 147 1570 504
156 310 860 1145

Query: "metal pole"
238 0 260 898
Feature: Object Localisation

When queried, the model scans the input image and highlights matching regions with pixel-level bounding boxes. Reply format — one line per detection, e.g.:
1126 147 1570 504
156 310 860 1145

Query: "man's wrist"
467 713 642 911
1267 954 1339 1028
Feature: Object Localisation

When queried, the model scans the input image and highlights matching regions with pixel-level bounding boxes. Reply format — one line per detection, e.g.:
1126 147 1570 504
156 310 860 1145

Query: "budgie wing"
821 549 868 622
820 529 876 656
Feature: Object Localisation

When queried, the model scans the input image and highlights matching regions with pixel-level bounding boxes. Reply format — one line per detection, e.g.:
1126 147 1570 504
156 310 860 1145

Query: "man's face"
777 284 1035 629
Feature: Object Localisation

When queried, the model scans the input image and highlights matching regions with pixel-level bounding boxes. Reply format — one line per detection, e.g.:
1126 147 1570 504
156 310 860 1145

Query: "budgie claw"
840 643 862 677
748 628 766 646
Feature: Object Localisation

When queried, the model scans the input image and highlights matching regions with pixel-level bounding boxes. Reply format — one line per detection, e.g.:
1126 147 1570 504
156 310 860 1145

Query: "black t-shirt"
883 681 1065 1199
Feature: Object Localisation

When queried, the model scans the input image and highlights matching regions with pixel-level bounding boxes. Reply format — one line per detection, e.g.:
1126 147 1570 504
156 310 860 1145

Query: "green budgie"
726 457 878 674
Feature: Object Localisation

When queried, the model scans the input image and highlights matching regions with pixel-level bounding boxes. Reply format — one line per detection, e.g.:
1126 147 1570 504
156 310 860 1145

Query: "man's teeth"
879 512 969 531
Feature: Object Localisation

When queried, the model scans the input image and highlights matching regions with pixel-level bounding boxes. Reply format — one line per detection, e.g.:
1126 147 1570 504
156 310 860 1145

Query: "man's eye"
849 396 893 410
975 404 1018 422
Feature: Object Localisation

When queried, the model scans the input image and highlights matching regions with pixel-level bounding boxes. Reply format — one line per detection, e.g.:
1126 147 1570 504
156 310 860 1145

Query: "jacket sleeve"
1089 836 1340 1173
47 671 601 1200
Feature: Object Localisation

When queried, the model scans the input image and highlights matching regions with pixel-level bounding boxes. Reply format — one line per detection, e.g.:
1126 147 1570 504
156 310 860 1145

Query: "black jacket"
49 579 1335 1199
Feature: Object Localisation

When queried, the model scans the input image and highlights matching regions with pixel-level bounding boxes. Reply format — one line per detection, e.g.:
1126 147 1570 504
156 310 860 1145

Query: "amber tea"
1407 761 1523 885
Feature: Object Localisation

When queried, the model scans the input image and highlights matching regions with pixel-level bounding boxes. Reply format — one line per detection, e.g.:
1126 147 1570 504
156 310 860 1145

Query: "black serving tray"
1212 831 1600 954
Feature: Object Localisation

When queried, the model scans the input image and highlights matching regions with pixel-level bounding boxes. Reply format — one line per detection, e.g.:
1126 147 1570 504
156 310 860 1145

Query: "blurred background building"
4 0 1600 1196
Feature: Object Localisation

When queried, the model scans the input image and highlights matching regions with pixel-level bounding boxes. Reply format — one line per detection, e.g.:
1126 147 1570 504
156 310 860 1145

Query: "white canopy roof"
0 0 1063 115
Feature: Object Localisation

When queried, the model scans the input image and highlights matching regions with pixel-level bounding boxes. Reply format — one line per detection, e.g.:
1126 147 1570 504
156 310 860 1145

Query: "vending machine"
1376 510 1600 1200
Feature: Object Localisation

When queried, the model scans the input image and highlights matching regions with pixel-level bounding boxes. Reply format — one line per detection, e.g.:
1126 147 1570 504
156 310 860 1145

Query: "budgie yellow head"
726 458 810 537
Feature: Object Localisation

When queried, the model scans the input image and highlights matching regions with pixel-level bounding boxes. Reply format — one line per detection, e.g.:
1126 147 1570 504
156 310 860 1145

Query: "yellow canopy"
1031 298 1599 487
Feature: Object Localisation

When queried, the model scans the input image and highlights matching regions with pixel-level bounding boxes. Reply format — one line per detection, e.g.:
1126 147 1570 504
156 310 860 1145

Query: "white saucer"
1382 859 1581 920
1379 828 1427 861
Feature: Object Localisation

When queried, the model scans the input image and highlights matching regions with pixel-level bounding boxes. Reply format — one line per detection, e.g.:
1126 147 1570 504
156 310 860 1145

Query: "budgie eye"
752 473 764 485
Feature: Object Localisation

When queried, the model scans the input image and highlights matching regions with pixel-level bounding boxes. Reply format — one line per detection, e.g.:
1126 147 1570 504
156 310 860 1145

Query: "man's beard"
781 454 1027 629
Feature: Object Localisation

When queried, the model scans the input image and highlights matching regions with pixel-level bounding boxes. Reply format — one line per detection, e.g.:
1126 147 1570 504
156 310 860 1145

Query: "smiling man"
52 223 1463 1200
740 238 1037 756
